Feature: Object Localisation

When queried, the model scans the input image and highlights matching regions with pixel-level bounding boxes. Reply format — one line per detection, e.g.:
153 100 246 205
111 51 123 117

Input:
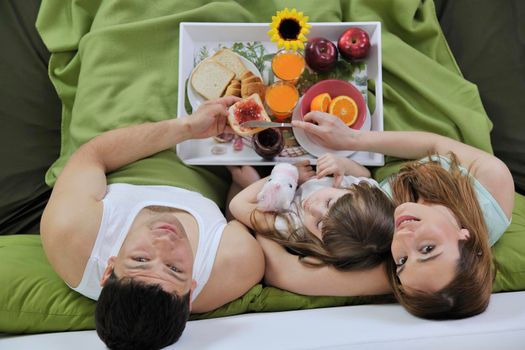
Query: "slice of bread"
191 60 234 100
212 49 247 79
228 93 271 136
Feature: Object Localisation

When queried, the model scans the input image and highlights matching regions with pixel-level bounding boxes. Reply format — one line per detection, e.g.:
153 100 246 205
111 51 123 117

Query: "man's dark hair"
95 272 190 350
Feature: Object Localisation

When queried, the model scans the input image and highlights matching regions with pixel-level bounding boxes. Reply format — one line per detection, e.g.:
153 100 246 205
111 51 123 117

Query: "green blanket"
7 0 511 334
37 0 492 186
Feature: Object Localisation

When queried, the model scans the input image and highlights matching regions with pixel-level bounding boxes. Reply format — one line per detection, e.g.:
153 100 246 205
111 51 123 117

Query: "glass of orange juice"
271 50 305 82
265 81 299 119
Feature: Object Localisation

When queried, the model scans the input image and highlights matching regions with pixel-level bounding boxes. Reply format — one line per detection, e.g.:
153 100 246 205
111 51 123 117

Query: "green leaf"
231 41 269 75
184 78 192 115
196 46 210 65
263 53 275 62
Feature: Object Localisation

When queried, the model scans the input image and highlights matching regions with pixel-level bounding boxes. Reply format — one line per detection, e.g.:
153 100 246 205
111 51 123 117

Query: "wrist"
170 118 192 143
349 130 369 152
342 159 352 175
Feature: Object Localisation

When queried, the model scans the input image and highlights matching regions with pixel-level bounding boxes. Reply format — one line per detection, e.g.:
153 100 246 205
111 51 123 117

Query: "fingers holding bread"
227 93 271 136
213 95 242 108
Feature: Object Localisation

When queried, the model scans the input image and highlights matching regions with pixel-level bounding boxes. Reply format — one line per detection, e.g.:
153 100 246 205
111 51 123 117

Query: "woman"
292 111 514 319
229 154 395 297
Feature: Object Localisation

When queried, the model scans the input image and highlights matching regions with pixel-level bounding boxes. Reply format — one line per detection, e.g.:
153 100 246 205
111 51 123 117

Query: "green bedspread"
37 0 492 186
3 0 520 334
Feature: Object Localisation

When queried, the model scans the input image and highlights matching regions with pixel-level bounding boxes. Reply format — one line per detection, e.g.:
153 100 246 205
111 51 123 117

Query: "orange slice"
328 95 358 126
310 93 332 113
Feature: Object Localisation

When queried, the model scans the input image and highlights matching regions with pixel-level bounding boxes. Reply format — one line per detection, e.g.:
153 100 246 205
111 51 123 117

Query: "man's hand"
184 96 240 139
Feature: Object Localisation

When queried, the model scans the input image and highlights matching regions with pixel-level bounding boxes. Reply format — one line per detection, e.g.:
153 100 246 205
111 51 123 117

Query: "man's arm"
191 220 265 313
41 97 238 285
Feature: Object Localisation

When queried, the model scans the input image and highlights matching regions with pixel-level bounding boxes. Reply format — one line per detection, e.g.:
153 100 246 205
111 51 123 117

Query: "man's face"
102 207 196 296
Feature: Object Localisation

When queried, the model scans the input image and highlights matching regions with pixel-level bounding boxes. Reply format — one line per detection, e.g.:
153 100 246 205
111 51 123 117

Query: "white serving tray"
177 22 384 166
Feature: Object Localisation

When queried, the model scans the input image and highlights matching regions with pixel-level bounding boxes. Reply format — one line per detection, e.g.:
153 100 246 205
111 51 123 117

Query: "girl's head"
322 182 395 270
300 186 349 239
387 154 493 319
253 182 395 271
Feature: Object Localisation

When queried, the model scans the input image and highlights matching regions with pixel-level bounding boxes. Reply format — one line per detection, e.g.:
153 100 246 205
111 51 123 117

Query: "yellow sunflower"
267 8 311 50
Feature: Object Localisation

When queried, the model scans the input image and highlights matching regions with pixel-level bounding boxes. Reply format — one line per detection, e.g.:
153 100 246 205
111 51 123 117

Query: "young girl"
292 111 514 319
229 153 395 297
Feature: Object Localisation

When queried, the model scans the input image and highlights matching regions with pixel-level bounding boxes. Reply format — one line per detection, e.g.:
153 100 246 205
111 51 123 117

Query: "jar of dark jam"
252 128 284 160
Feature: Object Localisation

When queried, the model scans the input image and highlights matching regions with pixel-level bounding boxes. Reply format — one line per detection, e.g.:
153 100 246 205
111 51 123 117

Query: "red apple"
337 28 370 60
304 37 338 73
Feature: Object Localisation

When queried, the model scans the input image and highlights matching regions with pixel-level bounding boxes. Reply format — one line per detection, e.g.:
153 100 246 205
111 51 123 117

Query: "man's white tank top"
71 183 226 302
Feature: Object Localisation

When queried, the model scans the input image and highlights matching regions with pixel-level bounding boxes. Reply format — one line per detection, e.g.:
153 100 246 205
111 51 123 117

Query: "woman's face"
391 201 470 292
302 187 349 239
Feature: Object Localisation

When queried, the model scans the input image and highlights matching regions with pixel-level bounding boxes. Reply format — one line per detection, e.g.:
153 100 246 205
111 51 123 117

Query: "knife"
240 120 293 128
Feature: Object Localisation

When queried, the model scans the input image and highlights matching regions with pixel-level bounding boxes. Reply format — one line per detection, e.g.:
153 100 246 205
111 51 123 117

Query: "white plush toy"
257 163 299 212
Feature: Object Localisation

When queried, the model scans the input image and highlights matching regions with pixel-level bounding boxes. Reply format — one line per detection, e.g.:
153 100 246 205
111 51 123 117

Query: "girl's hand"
317 154 371 187
316 153 347 187
293 160 315 185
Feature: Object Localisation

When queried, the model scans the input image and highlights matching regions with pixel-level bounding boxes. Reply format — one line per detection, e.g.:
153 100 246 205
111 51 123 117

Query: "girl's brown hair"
387 153 493 319
252 182 395 271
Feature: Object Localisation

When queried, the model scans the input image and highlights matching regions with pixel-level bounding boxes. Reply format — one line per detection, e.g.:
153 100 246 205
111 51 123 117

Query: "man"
40 96 265 349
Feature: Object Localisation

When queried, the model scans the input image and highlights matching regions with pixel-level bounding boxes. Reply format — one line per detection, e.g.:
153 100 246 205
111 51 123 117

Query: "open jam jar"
252 128 284 160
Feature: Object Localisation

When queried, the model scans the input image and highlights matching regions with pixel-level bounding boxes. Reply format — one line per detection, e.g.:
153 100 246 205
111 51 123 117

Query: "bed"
1 0 524 348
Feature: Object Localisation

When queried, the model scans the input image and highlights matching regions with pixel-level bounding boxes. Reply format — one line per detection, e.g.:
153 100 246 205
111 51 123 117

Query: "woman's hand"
294 160 315 185
184 96 240 139
292 111 360 150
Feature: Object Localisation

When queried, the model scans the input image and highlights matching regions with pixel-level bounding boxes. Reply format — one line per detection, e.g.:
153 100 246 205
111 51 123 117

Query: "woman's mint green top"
380 156 511 246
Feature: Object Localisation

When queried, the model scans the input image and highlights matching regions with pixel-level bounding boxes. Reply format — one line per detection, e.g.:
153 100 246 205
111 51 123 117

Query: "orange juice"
271 50 305 82
265 81 299 119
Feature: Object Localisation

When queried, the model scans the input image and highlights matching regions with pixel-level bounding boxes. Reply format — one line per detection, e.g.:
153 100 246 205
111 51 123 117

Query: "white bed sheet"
2 291 524 350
